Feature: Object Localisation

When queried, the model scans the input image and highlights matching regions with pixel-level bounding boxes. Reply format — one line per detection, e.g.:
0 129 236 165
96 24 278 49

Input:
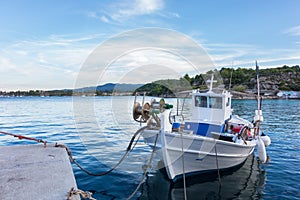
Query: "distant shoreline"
2 65 299 99
1 92 299 100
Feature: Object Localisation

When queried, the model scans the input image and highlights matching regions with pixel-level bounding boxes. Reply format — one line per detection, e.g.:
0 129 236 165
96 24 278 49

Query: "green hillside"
135 65 300 96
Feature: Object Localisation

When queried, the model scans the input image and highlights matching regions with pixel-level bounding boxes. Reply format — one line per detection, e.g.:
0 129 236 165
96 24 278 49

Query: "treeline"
136 65 300 96
0 90 73 97
219 65 300 91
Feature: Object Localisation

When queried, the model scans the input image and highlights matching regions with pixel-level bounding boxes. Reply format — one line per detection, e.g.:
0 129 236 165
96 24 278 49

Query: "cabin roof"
191 89 232 98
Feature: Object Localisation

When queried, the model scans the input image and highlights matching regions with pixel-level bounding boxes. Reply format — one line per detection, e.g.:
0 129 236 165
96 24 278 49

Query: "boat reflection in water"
139 154 266 200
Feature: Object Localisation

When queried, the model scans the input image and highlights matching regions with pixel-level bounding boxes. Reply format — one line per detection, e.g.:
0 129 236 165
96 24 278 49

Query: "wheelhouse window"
195 96 207 108
209 97 222 109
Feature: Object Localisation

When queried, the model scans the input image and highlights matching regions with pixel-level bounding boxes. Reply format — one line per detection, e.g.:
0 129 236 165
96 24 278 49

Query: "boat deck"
0 144 79 200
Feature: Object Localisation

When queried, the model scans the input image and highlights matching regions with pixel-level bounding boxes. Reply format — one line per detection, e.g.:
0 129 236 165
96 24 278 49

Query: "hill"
96 83 143 93
220 65 300 92
135 65 300 98
0 83 143 97
74 83 143 95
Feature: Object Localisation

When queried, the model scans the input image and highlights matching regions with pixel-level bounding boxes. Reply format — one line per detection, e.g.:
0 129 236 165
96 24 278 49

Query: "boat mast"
229 61 234 91
229 70 233 91
256 61 261 110
255 61 267 163
254 61 263 137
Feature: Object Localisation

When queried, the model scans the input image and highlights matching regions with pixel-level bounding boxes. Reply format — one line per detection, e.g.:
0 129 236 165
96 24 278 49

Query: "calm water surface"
0 96 299 200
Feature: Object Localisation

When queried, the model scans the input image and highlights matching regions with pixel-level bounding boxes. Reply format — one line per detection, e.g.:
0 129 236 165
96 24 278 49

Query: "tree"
183 74 191 83
232 85 246 92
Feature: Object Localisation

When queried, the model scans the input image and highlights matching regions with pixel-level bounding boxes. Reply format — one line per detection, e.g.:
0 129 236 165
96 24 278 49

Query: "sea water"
0 96 299 200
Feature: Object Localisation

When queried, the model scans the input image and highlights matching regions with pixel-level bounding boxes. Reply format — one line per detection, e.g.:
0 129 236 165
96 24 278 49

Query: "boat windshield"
209 97 222 109
195 96 207 107
195 96 222 109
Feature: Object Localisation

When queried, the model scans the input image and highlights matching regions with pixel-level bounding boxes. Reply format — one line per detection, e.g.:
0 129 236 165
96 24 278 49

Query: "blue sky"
1 0 300 91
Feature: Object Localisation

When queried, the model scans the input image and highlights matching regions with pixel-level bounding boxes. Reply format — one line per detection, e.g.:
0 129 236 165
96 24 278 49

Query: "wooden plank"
0 144 80 200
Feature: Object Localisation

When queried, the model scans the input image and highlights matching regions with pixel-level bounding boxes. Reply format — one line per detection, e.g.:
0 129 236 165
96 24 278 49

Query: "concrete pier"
0 144 80 200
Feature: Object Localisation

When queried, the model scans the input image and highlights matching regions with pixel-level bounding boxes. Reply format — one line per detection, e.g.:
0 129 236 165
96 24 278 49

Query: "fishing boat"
133 64 271 181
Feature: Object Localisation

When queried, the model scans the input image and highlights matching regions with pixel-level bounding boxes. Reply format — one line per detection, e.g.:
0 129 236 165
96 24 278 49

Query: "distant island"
1 65 299 99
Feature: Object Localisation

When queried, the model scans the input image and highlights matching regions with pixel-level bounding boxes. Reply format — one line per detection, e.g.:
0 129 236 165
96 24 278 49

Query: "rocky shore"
230 91 279 99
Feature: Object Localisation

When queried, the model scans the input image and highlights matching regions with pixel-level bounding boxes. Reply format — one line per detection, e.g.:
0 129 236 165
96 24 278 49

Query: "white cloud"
284 25 300 36
74 28 216 89
88 0 179 25
100 15 110 23
158 11 180 19
110 0 164 20
98 49 192 84
0 34 101 91
0 56 18 73
2 28 300 91
49 34 103 43
203 42 300 68
87 11 98 19
136 0 164 13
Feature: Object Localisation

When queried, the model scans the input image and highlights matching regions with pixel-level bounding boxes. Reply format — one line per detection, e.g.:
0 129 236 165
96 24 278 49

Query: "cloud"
87 0 178 25
136 0 164 14
284 25 300 36
48 34 103 43
203 43 256 65
97 49 193 84
86 11 98 19
0 34 102 90
203 42 300 68
2 28 300 91
109 0 164 20
74 28 215 89
100 15 110 23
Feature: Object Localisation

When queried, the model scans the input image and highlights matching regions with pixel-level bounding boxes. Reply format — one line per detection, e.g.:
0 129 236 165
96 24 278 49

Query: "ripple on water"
0 97 300 199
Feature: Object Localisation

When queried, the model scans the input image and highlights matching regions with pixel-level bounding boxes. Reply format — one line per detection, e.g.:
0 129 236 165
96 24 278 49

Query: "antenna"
256 61 261 110
229 61 234 90
229 69 233 91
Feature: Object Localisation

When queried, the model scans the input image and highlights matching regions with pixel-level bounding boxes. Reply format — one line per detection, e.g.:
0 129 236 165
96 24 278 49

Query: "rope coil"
67 187 96 200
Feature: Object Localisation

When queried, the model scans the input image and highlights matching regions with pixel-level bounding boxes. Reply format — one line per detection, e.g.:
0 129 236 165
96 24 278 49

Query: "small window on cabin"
195 96 207 108
209 97 222 109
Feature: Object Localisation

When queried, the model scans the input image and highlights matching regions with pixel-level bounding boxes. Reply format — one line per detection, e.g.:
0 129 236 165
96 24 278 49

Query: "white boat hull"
143 129 256 180
162 132 256 180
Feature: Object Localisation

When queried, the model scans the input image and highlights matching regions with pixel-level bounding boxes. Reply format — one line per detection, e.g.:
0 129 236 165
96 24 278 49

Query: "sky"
1 0 300 91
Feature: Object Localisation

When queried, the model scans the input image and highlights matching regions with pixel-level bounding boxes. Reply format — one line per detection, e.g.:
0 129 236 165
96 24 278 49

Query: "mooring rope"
126 131 159 200
55 126 149 177
214 143 221 184
67 187 96 200
180 131 187 200
214 141 222 197
130 129 142 152
0 131 47 147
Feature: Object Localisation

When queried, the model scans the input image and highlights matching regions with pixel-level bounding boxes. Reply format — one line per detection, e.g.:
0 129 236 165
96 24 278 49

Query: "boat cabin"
183 78 233 137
